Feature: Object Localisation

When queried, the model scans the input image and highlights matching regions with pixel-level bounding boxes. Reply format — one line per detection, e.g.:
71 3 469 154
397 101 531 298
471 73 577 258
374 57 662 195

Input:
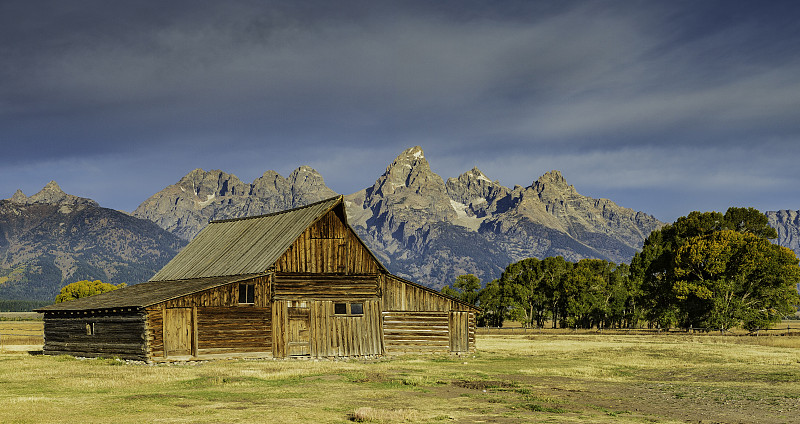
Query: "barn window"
334 303 363 315
238 283 255 304
86 322 95 335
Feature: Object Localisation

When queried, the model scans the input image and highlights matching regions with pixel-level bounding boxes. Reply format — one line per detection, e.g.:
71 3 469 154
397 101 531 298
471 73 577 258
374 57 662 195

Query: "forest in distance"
444 207 800 332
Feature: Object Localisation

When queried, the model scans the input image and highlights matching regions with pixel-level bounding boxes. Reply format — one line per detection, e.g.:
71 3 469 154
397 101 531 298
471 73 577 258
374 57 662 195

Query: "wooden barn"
36 196 478 361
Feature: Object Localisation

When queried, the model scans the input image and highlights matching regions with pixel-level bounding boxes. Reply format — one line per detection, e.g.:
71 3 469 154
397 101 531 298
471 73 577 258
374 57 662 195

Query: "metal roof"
149 196 343 281
36 274 263 312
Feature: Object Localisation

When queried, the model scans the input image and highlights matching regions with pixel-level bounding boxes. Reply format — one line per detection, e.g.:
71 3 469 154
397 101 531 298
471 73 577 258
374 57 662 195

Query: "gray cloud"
1 1 799 221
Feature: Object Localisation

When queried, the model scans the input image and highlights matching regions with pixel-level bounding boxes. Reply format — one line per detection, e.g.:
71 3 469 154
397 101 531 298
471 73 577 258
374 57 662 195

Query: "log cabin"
36 196 478 361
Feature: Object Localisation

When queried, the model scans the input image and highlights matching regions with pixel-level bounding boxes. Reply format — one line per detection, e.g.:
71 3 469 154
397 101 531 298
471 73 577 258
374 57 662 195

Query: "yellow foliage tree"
55 280 127 303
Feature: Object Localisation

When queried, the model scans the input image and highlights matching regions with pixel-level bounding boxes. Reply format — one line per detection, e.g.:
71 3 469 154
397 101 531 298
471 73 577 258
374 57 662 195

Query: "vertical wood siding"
449 311 474 352
273 299 382 358
42 311 147 360
275 210 381 274
162 276 270 308
382 275 474 312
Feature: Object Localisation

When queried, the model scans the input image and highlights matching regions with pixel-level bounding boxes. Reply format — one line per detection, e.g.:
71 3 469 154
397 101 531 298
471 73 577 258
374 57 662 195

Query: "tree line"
442 207 800 331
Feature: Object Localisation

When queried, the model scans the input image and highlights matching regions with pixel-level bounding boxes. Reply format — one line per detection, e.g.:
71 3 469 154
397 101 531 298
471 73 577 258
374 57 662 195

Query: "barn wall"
275 210 381 274
161 275 270 308
382 275 474 312
273 299 383 358
196 306 271 356
273 273 379 299
146 276 272 360
42 311 147 360
382 311 450 354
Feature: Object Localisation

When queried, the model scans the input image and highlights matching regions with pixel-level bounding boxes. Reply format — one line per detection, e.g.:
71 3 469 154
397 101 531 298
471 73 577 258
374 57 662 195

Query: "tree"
476 280 505 327
441 274 481 307
631 206 795 330
723 207 778 239
673 230 800 330
55 280 126 303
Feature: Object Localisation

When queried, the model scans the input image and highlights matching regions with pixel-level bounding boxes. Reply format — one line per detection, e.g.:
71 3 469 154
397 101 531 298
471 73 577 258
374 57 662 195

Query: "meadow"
1 318 799 423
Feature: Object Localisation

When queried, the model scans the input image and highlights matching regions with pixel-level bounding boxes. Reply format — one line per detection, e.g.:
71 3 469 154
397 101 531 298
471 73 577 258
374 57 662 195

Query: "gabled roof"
150 196 348 281
36 274 263 312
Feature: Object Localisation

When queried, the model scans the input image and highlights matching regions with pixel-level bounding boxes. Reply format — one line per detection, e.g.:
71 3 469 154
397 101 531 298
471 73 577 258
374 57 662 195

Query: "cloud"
1 1 799 220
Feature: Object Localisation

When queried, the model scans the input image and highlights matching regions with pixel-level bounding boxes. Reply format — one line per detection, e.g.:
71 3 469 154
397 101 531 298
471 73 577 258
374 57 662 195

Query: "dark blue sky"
2 1 799 221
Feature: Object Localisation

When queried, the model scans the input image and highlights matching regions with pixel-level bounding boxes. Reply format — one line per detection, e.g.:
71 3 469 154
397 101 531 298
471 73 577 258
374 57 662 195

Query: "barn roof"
36 274 263 312
150 195 354 281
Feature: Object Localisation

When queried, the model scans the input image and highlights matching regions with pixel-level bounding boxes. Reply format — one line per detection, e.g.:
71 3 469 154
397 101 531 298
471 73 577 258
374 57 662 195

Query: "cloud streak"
1 1 799 221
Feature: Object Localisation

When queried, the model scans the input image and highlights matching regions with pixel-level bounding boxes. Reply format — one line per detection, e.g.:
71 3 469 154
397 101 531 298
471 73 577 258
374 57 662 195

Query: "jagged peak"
9 189 27 203
21 181 98 206
289 165 322 177
404 145 425 159
464 167 494 184
28 181 67 203
532 170 575 192
385 146 427 171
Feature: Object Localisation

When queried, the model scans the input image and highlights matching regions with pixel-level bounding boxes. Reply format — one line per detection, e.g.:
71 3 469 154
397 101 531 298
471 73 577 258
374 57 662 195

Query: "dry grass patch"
2 333 799 423
350 407 420 423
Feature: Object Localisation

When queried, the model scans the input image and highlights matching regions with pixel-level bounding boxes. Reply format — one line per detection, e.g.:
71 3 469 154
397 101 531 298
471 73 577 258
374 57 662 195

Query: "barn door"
164 308 193 357
449 311 470 353
287 306 310 356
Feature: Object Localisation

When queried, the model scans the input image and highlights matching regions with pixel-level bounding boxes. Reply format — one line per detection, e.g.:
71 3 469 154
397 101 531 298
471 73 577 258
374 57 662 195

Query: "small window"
238 283 255 304
334 302 363 315
86 322 95 335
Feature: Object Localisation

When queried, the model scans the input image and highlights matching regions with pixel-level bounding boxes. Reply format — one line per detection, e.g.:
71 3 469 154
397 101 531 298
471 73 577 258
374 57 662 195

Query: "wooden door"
449 312 470 353
164 308 193 356
287 306 310 356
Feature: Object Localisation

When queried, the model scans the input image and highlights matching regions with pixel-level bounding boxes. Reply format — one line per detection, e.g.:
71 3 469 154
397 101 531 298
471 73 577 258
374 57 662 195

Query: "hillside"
0 182 185 301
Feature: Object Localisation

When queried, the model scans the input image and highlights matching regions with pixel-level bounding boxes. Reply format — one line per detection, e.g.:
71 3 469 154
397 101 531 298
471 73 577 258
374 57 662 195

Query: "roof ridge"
209 195 342 224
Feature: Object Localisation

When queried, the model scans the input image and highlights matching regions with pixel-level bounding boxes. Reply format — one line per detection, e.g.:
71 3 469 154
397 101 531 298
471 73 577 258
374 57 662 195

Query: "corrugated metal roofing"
35 274 263 312
149 196 342 281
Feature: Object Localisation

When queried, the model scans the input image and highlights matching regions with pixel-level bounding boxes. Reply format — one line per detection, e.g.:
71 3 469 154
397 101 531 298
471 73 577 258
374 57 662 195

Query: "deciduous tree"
55 280 126 303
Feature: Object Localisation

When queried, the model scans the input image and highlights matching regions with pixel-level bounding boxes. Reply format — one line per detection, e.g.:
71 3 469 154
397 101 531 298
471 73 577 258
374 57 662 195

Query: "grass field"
2 322 799 423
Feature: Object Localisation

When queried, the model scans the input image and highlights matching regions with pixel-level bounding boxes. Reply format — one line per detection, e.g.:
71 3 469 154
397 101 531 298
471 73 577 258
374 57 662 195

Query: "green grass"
1 333 799 422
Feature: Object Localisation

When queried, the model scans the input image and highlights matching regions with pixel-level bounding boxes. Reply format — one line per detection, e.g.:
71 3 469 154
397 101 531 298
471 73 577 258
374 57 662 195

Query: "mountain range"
130 146 662 288
4 146 800 302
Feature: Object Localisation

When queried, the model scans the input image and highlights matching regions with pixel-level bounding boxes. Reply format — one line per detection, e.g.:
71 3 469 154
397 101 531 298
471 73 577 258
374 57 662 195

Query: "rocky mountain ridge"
0 182 185 301
133 146 664 288
133 167 337 240
767 210 800 259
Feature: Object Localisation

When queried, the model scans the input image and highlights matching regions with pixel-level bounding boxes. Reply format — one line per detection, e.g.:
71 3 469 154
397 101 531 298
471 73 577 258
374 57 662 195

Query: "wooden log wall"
382 275 473 312
273 273 379 300
272 299 383 358
196 307 271 355
163 275 270 308
147 276 271 360
382 311 450 354
275 210 381 274
42 311 148 361
146 306 164 359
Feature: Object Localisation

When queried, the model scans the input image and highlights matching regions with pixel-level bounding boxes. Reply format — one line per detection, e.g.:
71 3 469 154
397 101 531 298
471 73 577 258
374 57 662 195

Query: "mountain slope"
343 147 664 287
767 210 800 258
133 167 337 240
0 183 185 301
